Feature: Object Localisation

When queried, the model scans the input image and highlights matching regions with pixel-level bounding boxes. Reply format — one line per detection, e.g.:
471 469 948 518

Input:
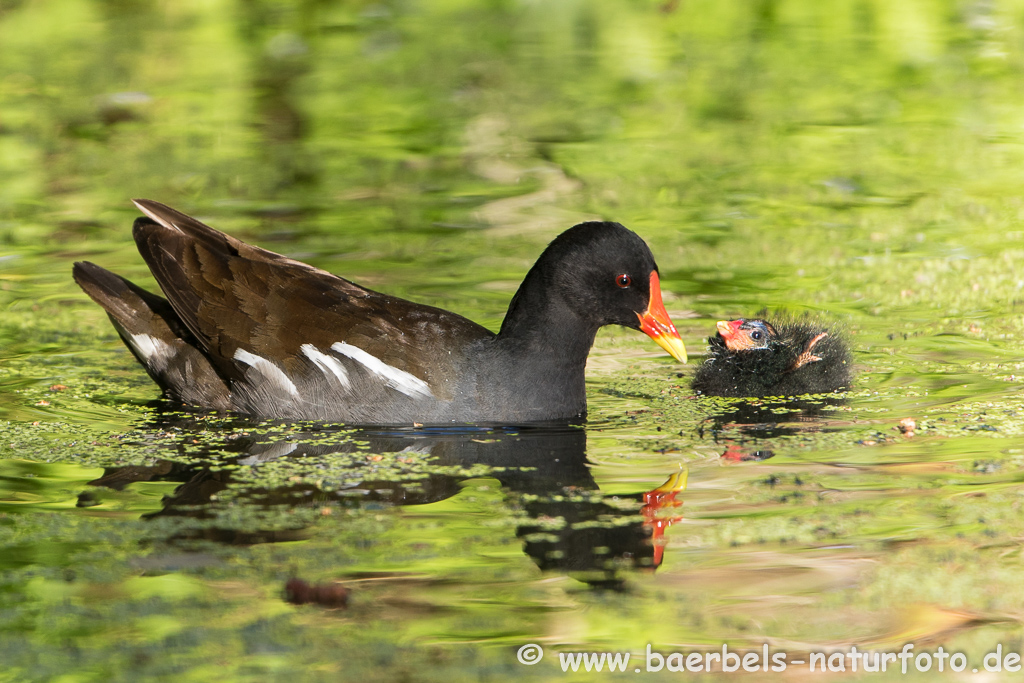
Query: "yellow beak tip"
653 336 688 364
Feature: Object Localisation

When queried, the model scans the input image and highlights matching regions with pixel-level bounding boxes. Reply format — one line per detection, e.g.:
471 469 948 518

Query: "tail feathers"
73 262 233 410
74 261 188 338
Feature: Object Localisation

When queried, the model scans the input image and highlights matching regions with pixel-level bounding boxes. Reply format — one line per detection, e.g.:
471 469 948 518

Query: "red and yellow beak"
636 272 687 363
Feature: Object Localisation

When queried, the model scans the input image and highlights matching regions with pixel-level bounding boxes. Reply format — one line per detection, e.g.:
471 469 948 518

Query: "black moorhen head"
691 317 852 397
73 200 687 424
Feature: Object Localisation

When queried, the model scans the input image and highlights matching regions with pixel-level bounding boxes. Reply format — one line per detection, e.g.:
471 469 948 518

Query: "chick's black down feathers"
692 317 852 397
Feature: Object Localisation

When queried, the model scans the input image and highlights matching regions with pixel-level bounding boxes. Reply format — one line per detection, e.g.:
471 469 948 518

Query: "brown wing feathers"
76 200 498 417
128 200 446 381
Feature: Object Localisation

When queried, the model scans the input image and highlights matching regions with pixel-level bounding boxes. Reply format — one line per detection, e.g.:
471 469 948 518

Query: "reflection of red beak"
636 272 687 363
716 319 744 346
641 469 687 569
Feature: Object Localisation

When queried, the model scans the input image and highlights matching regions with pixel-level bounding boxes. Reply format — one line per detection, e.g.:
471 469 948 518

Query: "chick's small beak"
637 271 687 363
716 319 743 342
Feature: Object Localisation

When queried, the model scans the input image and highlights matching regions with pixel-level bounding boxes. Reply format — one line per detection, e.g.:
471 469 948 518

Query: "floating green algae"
7 0 1024 680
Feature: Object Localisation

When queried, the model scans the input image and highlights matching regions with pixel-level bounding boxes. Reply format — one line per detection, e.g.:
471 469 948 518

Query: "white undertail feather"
128 333 174 372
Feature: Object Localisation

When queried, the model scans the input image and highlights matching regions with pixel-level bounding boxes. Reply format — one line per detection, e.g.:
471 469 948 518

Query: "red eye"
615 274 631 288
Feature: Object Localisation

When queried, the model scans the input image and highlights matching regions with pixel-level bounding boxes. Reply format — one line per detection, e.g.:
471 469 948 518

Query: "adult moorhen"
73 200 687 424
691 317 851 397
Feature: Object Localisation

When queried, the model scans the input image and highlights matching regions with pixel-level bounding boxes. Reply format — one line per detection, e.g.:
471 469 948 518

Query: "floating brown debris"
284 578 349 608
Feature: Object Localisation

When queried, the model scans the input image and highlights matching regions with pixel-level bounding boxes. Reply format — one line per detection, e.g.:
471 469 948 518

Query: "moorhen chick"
73 200 687 424
691 317 851 397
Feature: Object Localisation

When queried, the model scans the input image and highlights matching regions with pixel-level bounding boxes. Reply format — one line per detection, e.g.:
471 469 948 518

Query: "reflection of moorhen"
692 318 852 397
73 200 686 424
79 418 686 586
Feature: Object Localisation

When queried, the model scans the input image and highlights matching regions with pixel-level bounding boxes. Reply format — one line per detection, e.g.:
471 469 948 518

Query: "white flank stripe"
233 348 299 397
331 342 433 399
300 344 351 389
129 333 173 372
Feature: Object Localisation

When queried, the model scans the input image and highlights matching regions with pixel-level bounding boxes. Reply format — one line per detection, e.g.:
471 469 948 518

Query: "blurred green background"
5 0 1024 681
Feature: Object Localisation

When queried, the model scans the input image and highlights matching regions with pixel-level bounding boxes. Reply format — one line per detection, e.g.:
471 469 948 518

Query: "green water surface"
3 0 1024 680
